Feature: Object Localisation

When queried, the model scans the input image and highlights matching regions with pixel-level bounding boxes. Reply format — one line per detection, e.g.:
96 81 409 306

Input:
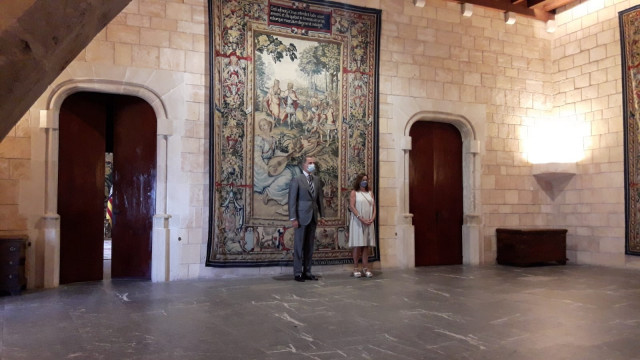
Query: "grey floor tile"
2 265 640 359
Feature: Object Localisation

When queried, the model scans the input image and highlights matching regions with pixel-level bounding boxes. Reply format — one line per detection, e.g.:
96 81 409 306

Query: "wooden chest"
0 236 27 295
496 228 567 266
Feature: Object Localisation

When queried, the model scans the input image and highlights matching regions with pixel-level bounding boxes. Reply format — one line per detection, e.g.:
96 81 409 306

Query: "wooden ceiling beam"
527 0 546 7
453 0 554 21
528 0 574 11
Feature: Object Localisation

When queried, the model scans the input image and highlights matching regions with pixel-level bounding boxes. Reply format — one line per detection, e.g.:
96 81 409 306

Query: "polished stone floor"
2 264 640 359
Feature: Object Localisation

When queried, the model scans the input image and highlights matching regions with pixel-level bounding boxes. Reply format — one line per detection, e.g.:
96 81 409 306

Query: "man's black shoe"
294 275 305 282
303 274 318 281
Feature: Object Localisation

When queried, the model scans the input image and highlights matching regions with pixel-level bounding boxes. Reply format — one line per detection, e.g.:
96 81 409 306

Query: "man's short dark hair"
300 156 314 167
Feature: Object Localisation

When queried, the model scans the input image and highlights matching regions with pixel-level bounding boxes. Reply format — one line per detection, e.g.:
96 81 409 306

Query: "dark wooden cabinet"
0 236 27 295
496 228 567 266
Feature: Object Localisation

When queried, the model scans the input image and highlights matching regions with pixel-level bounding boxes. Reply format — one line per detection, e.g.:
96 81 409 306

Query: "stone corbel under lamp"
532 162 576 200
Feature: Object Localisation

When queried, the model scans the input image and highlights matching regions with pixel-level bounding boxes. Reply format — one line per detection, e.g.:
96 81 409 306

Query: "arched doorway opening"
397 105 483 267
37 78 174 287
409 121 463 266
58 92 156 283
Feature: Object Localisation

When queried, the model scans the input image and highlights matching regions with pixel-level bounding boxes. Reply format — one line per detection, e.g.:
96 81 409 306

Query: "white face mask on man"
307 163 315 173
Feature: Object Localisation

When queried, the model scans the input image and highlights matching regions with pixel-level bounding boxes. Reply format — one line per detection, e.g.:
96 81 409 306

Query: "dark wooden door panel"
110 96 156 279
58 93 106 284
433 122 463 265
59 92 156 283
410 122 435 265
410 121 463 266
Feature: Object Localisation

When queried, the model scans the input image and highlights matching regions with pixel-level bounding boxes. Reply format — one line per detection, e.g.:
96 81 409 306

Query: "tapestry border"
206 0 382 267
620 4 640 255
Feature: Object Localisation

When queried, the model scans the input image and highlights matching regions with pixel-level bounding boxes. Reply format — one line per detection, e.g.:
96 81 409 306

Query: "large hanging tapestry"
206 0 381 266
621 5 640 255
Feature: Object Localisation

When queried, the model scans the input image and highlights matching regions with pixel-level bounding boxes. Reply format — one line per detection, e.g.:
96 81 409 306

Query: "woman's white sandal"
363 268 373 278
353 268 362 278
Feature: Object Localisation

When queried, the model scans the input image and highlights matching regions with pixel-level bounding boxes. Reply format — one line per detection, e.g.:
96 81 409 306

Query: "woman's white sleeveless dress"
348 191 376 247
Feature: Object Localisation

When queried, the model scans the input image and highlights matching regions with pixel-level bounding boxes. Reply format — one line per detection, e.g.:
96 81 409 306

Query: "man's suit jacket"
288 173 324 226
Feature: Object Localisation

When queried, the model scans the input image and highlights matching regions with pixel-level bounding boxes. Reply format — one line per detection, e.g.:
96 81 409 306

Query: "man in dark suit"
288 156 325 282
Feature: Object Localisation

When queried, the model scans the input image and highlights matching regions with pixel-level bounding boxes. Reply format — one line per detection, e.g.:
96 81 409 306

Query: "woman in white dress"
348 173 376 278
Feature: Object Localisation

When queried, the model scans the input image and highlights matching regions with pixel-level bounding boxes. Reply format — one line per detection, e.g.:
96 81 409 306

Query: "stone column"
152 214 171 282
462 140 482 265
152 123 173 282
40 109 61 288
396 135 415 268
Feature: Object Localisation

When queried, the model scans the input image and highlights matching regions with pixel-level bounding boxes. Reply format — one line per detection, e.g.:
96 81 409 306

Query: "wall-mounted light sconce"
414 0 425 7
461 3 473 17
532 163 576 200
526 118 586 200
527 119 585 165
546 19 557 33
504 11 516 24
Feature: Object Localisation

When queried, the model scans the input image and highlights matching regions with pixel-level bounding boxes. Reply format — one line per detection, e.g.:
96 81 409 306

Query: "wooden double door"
409 121 463 266
58 92 156 284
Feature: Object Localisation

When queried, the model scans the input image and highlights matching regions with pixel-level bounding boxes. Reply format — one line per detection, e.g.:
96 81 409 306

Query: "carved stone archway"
390 96 485 267
39 79 173 287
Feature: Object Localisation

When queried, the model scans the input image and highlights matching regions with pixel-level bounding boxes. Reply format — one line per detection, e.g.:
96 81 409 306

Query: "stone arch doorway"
394 101 484 266
40 79 172 287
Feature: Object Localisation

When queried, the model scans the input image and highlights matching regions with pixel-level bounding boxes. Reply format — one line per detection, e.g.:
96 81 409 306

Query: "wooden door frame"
40 80 173 287
398 106 484 266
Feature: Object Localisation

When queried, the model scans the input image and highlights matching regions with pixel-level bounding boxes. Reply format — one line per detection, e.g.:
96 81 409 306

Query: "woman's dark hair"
352 173 369 192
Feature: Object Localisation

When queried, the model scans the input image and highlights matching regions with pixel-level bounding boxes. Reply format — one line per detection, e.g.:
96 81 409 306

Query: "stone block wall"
0 0 637 287
0 0 211 286
551 0 629 266
371 0 555 265
0 114 29 233
73 0 210 278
